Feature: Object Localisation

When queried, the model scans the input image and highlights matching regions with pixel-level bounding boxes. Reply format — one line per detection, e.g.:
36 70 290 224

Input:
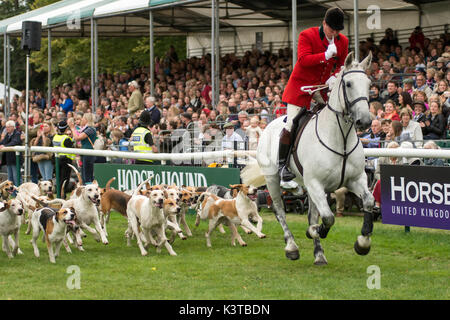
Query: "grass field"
0 209 449 300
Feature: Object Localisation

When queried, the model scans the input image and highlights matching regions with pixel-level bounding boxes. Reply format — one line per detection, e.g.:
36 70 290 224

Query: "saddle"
288 103 325 176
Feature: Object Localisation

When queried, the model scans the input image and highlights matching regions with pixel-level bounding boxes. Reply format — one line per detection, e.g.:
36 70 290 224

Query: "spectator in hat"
402 78 415 95
127 80 144 116
180 112 192 129
412 100 427 124
130 110 158 165
436 57 446 71
53 120 75 198
221 122 243 151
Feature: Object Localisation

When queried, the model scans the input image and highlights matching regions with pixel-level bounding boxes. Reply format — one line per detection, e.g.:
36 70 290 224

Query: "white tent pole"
292 0 297 67
354 0 359 62
94 18 98 111
48 29 52 108
149 10 155 97
211 0 216 107
6 35 10 114
3 33 6 115
214 0 219 106
90 18 94 110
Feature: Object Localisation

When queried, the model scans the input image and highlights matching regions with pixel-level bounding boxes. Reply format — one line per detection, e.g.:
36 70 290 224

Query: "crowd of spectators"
0 27 449 185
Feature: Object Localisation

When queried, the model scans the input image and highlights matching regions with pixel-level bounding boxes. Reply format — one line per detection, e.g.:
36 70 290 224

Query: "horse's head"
333 51 372 131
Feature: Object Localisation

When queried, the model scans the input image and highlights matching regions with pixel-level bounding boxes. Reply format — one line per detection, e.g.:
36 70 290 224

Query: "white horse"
242 52 375 265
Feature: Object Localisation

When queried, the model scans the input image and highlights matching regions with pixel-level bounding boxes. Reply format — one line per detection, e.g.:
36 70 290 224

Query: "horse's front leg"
306 200 328 265
347 173 375 255
304 178 335 239
266 175 299 260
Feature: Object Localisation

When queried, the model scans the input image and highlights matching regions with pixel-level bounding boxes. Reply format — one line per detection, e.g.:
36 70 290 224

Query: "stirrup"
280 166 296 182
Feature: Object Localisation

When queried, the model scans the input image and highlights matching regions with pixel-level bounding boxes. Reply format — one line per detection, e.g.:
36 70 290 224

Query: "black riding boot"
278 128 296 182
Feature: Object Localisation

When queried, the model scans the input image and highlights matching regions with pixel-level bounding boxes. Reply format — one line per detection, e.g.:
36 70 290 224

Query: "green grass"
0 210 449 300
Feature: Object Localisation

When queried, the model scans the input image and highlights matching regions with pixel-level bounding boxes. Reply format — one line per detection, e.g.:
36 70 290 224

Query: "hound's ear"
229 184 237 189
231 188 238 198
92 180 98 186
0 202 8 211
344 51 354 70
70 207 76 214
163 190 168 198
75 187 83 197
360 51 372 71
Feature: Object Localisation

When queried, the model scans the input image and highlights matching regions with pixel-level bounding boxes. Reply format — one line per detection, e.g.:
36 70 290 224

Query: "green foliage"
0 0 187 91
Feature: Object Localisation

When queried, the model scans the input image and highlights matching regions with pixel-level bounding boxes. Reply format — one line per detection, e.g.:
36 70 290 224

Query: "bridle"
327 69 370 120
315 69 369 189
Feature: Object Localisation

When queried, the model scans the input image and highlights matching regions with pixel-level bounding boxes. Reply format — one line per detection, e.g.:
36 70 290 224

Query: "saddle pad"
291 111 315 176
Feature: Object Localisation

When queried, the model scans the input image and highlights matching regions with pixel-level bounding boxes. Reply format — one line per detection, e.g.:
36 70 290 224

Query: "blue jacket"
60 98 74 113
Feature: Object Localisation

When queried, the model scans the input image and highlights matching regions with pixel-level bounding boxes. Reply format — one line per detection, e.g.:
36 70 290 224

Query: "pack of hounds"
0 164 265 263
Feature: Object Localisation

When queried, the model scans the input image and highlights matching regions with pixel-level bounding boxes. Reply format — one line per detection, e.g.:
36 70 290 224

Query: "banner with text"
381 164 450 230
94 164 241 191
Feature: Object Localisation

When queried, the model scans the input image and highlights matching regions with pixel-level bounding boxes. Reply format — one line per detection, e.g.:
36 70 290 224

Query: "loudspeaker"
21 21 42 51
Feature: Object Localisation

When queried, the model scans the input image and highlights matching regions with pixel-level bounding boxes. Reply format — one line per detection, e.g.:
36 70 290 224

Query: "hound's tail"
240 157 266 188
32 196 66 208
68 163 83 186
105 177 116 191
132 174 155 197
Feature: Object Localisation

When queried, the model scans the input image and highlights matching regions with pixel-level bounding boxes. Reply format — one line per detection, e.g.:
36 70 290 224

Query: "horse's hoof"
314 259 328 266
354 241 371 255
314 253 328 265
285 250 300 261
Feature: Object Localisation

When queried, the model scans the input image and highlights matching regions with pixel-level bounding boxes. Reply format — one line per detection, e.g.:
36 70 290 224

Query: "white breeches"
285 104 304 132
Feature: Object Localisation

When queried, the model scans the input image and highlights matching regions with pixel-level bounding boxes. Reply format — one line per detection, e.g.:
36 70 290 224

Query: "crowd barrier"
2 145 450 197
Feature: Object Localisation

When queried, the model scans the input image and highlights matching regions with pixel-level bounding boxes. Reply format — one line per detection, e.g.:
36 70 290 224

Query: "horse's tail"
240 157 266 188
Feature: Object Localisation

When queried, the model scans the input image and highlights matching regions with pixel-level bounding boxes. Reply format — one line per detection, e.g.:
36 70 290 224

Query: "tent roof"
0 0 446 37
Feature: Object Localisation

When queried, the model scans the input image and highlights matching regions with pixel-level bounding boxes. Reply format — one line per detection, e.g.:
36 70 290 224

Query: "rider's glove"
325 40 337 60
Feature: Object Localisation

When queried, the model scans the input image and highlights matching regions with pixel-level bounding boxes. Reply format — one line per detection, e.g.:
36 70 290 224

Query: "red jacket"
282 26 349 109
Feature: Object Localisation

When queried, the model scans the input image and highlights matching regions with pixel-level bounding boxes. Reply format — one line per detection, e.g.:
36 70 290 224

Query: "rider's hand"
325 38 337 60
326 75 337 90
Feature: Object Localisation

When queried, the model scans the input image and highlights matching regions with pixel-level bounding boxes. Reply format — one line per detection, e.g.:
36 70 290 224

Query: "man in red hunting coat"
279 7 349 182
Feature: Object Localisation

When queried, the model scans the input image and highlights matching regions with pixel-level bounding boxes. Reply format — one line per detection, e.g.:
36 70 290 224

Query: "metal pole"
6 35 10 114
24 52 31 183
3 33 6 116
214 0 219 106
94 19 98 111
90 18 94 110
292 0 297 67
149 10 155 97
48 29 52 109
211 0 216 108
354 0 359 62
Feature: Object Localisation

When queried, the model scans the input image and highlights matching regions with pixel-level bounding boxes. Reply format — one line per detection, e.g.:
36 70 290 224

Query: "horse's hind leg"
347 174 375 255
306 200 328 265
266 175 299 260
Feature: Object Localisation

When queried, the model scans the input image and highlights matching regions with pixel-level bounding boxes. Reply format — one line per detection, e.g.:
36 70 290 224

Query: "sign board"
380 164 450 230
94 164 241 191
